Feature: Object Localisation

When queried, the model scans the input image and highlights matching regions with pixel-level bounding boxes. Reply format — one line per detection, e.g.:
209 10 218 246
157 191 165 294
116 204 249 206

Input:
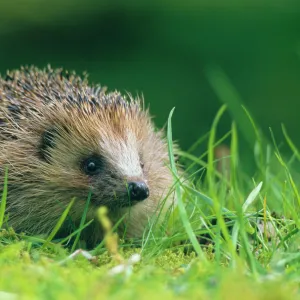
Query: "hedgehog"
0 65 175 246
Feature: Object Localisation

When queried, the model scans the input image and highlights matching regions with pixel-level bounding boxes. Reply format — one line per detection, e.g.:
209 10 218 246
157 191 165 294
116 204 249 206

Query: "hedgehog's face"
81 147 148 209
36 106 172 212
76 128 151 209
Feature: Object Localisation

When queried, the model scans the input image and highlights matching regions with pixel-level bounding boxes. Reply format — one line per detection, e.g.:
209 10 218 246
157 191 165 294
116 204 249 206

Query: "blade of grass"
231 182 262 258
60 219 94 245
187 131 210 153
232 190 265 277
178 151 230 187
167 107 207 262
282 124 300 161
270 128 300 208
0 167 8 229
242 182 263 213
185 130 232 174
206 105 237 258
71 190 92 252
207 104 227 193
230 122 239 194
43 198 75 248
183 184 234 216
242 106 265 172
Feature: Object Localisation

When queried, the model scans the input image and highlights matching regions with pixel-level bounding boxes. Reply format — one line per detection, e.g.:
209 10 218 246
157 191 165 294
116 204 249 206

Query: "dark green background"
1 1 300 156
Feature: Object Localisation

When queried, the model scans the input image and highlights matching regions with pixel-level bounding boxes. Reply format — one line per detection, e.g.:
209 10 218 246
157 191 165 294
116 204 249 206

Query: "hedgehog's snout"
127 181 149 201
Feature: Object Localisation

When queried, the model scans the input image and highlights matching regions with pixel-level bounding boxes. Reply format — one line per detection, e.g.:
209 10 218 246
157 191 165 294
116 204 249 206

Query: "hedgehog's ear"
39 128 57 162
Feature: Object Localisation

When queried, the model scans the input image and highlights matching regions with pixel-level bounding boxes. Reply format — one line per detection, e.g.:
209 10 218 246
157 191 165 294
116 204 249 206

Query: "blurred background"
1 1 300 170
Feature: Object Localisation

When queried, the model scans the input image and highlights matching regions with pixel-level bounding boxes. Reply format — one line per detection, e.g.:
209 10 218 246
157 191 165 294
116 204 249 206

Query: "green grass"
1 70 300 299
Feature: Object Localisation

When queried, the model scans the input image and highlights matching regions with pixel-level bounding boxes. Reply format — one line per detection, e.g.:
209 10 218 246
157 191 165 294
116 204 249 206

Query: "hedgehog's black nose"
128 181 149 201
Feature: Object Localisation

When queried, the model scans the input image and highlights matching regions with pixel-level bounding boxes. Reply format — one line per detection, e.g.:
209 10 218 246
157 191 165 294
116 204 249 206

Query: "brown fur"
0 65 175 245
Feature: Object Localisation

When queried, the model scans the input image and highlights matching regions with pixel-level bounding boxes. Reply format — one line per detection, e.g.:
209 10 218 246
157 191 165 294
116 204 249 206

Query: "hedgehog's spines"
0 66 145 131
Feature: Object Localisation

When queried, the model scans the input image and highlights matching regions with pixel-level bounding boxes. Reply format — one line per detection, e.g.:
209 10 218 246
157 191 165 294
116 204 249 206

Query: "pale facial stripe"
100 130 142 178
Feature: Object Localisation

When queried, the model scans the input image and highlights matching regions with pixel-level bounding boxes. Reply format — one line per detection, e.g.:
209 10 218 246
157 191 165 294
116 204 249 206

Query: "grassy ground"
1 69 300 299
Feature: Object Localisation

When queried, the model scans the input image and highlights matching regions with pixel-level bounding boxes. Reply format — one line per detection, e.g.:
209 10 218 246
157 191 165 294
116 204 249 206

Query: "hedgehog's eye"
140 162 145 169
82 156 103 175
